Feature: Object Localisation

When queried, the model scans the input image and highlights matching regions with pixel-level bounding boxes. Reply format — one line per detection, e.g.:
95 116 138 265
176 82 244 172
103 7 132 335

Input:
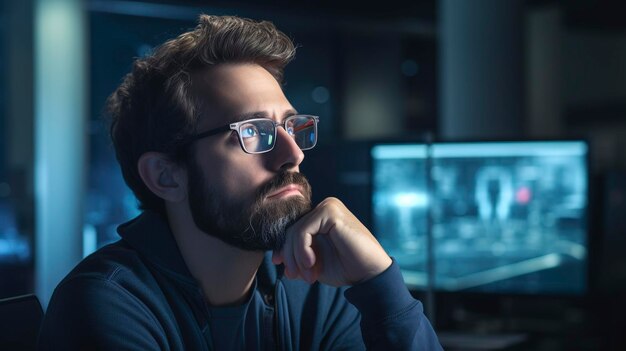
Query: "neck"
167 205 265 307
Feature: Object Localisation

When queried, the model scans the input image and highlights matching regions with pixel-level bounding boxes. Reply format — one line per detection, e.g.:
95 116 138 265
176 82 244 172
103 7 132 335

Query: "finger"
305 198 371 256
294 232 316 283
287 201 333 282
295 232 316 269
308 235 329 283
282 232 300 280
306 237 325 284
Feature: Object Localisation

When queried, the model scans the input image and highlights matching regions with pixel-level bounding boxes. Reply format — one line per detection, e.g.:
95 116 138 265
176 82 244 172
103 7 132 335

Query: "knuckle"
320 197 343 210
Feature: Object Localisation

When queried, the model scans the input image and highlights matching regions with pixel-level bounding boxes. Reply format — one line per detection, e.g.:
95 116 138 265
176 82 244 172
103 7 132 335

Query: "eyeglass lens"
239 116 317 153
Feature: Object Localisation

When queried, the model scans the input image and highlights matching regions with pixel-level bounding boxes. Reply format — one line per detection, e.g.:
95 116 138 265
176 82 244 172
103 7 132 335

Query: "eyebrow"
231 109 299 123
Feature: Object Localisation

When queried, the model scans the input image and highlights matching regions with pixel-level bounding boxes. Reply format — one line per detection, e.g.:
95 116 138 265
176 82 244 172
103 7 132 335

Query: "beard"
187 160 312 251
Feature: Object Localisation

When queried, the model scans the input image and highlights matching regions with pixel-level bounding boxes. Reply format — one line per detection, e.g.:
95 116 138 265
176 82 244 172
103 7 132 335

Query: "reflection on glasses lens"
239 116 318 154
240 120 274 153
288 116 317 150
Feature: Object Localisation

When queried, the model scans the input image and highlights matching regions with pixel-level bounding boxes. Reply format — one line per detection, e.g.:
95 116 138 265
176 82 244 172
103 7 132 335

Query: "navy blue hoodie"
38 211 441 350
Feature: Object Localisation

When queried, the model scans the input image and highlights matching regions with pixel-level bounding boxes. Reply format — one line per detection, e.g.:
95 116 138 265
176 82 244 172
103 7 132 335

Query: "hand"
272 197 392 286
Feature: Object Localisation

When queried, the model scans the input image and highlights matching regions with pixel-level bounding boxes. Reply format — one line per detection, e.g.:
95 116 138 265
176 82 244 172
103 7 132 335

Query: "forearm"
344 260 442 350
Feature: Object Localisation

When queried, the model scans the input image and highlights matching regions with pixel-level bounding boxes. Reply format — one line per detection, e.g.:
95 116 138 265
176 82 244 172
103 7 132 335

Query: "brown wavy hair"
107 15 296 213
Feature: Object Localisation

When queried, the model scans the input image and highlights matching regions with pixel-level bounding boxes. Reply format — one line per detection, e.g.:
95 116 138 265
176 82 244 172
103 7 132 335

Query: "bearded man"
38 15 441 350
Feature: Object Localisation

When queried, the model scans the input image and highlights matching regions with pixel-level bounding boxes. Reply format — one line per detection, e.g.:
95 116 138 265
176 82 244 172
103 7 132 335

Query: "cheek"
195 136 274 201
204 155 269 201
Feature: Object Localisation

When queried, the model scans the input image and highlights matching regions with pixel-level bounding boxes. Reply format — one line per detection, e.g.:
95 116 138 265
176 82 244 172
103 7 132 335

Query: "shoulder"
49 239 169 306
61 240 148 284
46 239 161 313
49 240 163 312
38 241 168 349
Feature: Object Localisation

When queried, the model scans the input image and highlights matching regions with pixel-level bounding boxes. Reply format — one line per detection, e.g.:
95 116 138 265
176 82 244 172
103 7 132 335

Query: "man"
38 15 441 350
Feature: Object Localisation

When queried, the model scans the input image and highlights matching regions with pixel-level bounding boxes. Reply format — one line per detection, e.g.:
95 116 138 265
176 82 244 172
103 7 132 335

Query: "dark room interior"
1 0 626 350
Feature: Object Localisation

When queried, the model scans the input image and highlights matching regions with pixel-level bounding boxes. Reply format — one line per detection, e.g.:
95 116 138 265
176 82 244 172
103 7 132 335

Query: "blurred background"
1 0 625 349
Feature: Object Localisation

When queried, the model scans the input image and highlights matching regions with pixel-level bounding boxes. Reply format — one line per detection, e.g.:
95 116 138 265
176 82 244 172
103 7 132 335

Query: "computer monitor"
371 140 588 295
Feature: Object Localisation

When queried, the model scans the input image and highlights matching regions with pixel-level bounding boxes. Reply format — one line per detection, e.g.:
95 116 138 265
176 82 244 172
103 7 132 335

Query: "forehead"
192 63 293 128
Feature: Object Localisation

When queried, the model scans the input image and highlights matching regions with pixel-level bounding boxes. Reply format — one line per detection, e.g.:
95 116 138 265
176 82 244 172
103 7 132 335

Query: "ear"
137 152 187 203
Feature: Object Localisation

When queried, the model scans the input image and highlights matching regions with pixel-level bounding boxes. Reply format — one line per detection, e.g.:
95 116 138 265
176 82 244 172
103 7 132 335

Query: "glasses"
192 115 320 154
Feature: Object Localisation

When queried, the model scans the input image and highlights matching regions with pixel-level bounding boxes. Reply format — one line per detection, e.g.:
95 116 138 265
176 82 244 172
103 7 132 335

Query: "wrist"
345 258 417 324
356 255 392 285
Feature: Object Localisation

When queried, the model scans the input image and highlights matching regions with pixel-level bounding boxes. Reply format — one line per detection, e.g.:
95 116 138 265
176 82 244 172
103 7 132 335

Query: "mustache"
254 171 312 203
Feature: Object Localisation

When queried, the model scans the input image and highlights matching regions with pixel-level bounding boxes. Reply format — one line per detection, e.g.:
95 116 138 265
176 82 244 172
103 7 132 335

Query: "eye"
240 124 259 138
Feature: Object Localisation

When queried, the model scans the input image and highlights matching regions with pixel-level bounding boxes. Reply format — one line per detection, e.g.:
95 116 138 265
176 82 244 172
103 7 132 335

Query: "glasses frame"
192 114 320 154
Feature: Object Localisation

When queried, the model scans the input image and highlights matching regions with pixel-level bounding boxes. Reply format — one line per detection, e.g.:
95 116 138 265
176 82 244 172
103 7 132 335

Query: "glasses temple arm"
193 125 233 141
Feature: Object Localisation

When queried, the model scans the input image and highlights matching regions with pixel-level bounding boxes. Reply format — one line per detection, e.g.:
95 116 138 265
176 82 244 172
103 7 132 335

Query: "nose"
268 126 305 171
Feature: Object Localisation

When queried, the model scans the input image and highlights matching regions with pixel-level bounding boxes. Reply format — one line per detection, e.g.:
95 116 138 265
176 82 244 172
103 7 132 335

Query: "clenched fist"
272 197 392 286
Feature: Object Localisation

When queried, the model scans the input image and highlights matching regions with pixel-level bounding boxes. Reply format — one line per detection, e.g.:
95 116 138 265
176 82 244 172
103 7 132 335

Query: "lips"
265 184 303 200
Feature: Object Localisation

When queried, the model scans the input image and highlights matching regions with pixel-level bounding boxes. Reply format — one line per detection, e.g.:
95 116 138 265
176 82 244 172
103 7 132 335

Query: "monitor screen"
371 141 588 295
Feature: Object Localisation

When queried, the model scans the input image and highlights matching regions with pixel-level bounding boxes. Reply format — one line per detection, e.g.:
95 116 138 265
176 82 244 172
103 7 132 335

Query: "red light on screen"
516 187 532 204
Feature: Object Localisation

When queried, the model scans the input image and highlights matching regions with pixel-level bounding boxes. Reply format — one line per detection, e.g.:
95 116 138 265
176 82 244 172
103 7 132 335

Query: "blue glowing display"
371 141 588 295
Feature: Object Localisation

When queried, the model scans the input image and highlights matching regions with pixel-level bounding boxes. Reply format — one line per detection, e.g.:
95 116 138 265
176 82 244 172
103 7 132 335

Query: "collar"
117 210 282 293
117 210 195 282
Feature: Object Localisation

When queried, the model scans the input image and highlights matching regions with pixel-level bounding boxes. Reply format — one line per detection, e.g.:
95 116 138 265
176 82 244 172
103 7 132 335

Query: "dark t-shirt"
206 281 273 351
